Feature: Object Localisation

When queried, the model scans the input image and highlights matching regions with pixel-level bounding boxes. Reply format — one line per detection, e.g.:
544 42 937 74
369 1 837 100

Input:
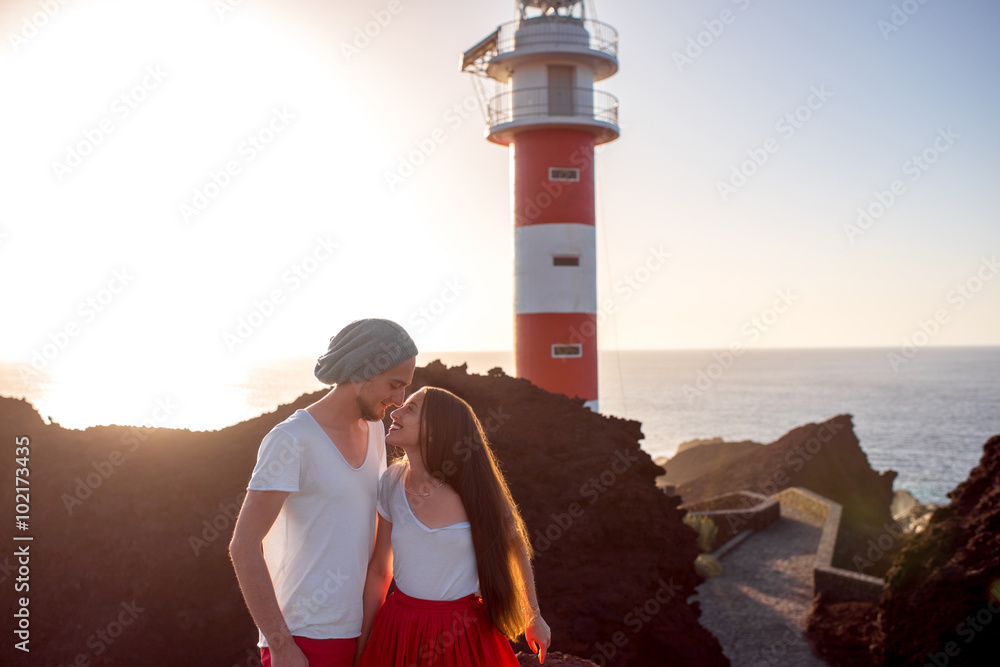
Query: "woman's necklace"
404 467 444 497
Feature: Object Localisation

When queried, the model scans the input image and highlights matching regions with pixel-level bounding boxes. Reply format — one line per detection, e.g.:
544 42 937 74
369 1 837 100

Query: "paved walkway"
695 506 831 667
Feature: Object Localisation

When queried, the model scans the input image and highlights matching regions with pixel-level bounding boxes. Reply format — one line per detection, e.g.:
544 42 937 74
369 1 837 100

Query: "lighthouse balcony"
485 17 618 81
486 87 619 145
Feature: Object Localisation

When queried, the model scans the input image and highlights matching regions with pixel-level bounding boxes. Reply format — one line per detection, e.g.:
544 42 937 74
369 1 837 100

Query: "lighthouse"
462 0 619 410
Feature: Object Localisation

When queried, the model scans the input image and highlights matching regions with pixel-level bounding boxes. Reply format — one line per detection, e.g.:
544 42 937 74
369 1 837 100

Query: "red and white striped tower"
462 0 619 410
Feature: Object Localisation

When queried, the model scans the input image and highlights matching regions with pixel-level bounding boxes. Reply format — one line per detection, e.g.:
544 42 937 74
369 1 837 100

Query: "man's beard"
356 394 384 422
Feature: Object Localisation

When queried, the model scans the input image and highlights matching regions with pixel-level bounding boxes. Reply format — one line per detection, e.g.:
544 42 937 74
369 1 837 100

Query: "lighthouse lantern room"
462 0 620 410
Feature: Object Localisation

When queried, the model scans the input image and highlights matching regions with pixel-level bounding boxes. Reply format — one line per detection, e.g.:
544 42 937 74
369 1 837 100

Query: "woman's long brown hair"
414 387 533 640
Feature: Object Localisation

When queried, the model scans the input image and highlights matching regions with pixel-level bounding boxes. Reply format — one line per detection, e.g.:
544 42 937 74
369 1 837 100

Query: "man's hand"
230 491 301 667
269 640 310 667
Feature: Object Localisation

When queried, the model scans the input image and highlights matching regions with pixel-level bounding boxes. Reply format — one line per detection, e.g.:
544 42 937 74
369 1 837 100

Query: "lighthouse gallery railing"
487 87 619 129
495 18 618 60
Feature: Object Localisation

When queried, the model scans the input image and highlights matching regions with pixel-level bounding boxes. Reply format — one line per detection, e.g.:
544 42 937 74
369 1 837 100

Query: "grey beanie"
314 319 417 385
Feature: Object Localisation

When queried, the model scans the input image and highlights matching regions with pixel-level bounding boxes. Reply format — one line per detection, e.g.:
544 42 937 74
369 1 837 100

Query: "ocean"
2 347 997 505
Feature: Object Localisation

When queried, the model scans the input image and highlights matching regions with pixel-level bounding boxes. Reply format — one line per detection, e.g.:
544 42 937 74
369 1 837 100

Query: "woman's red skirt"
359 588 520 667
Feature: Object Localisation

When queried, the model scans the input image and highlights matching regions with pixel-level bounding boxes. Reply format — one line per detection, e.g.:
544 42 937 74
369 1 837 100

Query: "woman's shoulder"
381 461 407 486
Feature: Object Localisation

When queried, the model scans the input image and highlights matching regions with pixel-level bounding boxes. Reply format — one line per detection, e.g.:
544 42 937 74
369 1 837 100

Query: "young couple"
230 319 551 667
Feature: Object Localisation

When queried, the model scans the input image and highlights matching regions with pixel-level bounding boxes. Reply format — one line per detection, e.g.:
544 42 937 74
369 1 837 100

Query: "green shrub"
695 554 724 578
683 514 718 554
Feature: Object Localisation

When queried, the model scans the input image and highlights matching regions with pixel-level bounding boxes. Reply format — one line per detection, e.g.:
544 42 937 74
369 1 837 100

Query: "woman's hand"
353 636 368 667
525 613 551 664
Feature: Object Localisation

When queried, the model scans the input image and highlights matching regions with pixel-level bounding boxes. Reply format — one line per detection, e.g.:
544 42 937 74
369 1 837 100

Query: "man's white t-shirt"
247 409 387 646
376 462 480 601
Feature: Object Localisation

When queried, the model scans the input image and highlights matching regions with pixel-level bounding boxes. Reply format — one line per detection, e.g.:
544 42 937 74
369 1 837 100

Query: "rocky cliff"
672 415 895 529
0 361 728 666
655 437 762 489
870 434 1000 666
806 433 1000 666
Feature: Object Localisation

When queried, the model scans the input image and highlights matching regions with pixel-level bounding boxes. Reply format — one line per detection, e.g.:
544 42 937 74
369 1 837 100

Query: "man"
230 319 417 667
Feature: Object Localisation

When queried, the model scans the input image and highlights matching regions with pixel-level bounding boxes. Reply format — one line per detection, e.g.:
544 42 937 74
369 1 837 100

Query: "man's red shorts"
260 636 357 667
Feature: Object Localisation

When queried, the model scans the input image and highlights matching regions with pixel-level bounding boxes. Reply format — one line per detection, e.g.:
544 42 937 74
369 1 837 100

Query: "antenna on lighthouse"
517 0 585 20
461 1 619 411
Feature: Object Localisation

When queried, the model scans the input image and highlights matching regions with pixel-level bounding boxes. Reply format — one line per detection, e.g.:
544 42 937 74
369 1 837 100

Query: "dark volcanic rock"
517 650 599 666
0 361 728 667
869 435 1000 666
405 362 728 667
657 437 763 488
804 595 879 667
1 392 293 666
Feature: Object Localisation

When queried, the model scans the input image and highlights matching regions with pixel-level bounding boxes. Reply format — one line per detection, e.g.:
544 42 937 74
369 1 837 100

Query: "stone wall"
681 491 780 553
776 487 885 602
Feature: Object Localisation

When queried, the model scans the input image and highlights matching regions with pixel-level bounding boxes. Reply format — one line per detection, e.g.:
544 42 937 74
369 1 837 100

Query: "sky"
1 0 998 425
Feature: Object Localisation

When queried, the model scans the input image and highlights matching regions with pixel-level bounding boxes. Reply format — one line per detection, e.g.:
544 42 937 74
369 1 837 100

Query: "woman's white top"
377 462 480 600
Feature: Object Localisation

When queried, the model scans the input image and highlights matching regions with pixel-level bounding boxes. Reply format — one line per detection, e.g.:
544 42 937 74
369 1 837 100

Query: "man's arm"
229 490 308 667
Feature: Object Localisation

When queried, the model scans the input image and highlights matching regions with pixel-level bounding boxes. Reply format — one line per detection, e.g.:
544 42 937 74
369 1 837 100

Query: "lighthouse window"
549 168 579 182
552 344 583 358
552 255 580 267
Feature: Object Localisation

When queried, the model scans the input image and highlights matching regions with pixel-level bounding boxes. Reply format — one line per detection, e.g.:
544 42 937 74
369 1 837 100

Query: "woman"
356 386 551 666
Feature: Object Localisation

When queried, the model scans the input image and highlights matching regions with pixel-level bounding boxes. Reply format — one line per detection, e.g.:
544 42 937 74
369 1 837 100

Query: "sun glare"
3 0 437 428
